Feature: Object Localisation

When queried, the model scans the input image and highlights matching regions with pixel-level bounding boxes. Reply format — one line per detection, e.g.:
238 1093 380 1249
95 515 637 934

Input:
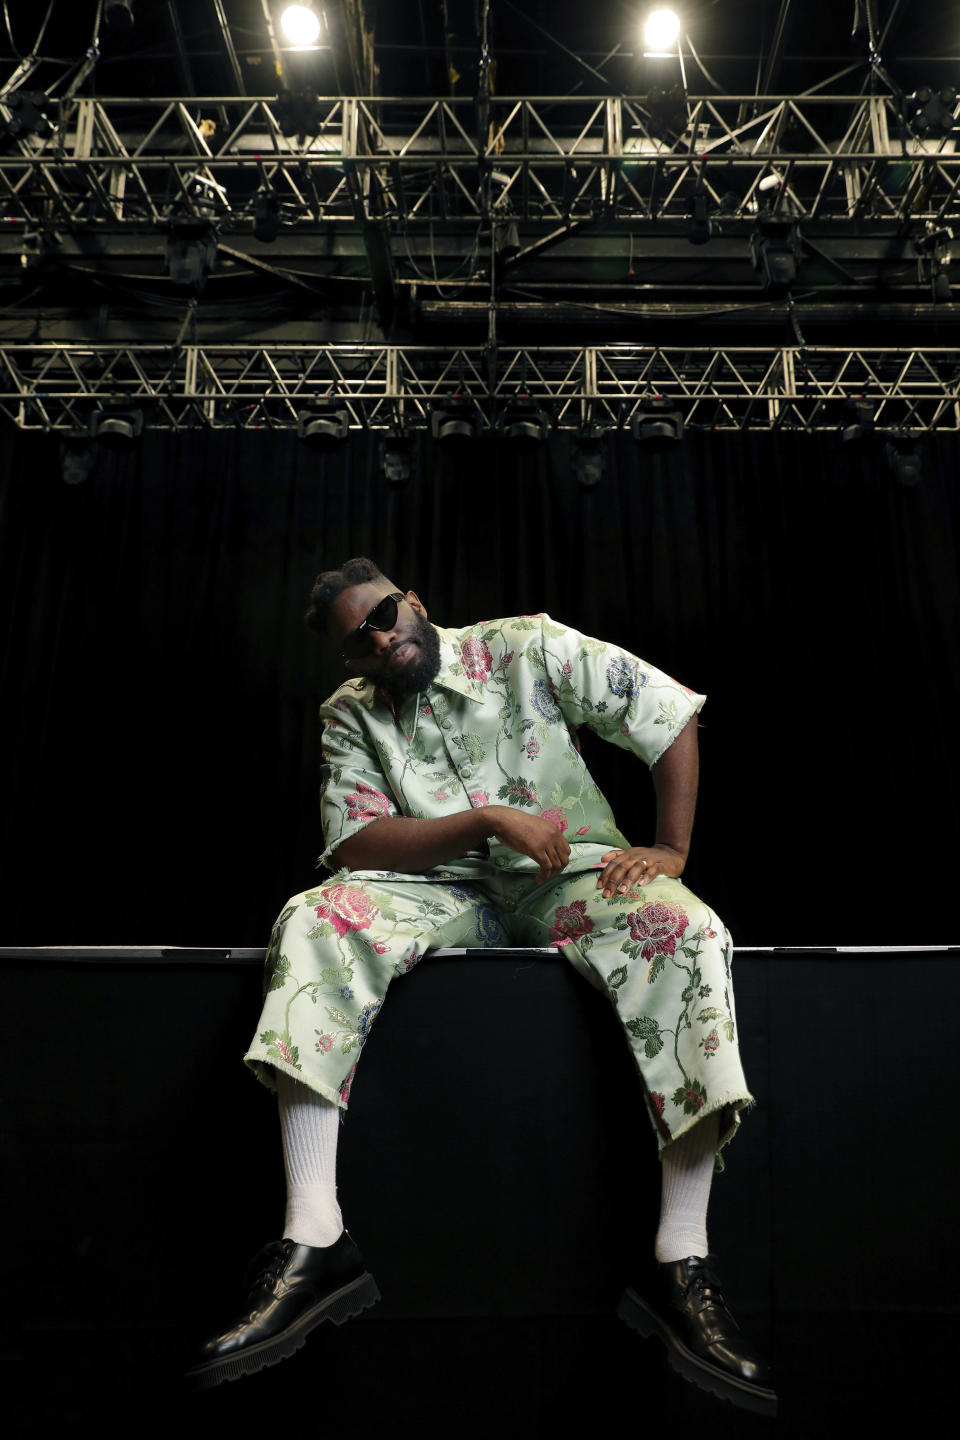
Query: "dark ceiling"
4 3 960 434
2 1 954 108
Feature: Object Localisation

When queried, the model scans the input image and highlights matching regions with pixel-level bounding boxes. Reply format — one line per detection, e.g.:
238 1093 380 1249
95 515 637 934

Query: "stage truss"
3 342 959 433
0 91 957 226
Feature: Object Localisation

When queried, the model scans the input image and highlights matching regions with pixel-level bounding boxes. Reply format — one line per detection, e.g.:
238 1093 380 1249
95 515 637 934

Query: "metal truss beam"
3 342 958 433
1 92 960 228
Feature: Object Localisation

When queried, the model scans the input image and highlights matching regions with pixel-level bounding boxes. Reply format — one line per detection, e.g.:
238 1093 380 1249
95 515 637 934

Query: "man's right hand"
486 806 571 883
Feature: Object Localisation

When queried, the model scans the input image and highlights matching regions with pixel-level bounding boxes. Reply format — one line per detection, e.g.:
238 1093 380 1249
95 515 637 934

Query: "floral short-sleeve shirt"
317 614 705 879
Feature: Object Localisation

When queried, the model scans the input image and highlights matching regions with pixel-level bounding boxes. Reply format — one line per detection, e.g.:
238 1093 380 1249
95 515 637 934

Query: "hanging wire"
0 0 57 96
683 33 727 95
2 0 57 65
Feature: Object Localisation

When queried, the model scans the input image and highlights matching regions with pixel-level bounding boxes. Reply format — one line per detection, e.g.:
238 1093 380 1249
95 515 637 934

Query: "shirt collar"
335 623 484 711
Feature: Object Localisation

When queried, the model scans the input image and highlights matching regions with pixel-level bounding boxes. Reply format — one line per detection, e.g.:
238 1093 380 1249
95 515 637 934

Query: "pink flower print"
372 941 391 954
626 901 689 963
550 899 594 948
314 883 380 938
561 660 573 676
649 1091 665 1117
345 782 394 823
470 790 490 807
526 738 541 759
703 1030 720 1054
539 806 567 832
496 650 515 671
277 1038 295 1064
420 703 433 716
460 636 493 683
340 1063 358 1105
434 786 450 803
574 826 591 837
702 925 717 939
316 1034 334 1053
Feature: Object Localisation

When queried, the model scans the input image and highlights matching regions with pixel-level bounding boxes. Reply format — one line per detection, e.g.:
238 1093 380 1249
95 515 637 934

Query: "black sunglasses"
342 592 405 662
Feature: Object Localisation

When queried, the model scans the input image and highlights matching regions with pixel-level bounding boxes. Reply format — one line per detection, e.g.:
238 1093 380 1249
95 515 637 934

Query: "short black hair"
304 556 390 635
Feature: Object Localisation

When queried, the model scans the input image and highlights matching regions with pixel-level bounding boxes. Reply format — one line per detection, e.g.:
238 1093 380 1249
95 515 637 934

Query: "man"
189 557 775 1415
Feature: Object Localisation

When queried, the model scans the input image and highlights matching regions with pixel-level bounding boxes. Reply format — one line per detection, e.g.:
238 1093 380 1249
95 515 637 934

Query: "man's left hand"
596 844 686 898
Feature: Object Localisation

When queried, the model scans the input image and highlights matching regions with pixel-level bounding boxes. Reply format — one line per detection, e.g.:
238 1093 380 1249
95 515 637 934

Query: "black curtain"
2 423 957 945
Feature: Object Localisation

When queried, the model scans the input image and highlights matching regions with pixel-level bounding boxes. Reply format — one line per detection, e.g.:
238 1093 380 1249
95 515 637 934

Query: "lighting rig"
1 4 960 438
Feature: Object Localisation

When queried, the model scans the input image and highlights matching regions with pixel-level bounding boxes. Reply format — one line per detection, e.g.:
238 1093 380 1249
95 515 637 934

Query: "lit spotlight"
281 5 322 48
644 8 681 55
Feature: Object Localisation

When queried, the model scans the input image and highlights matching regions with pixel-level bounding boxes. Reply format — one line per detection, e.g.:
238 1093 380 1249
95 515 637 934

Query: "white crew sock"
275 1070 344 1249
654 1111 720 1263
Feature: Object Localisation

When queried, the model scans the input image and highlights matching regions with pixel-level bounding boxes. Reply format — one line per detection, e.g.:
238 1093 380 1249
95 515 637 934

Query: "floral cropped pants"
244 867 753 1156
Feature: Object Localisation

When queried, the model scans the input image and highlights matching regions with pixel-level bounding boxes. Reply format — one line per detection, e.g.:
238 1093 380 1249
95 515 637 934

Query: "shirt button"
461 766 473 780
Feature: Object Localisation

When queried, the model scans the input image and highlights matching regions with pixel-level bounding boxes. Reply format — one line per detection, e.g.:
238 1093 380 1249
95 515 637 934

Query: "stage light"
105 0 135 30
644 8 681 54
254 189 280 242
631 398 683 446
297 406 350 443
431 402 478 442
571 431 605 489
905 86 957 140
60 438 97 486
381 433 414 486
884 436 922 487
166 223 218 288
750 220 801 292
687 193 711 245
281 5 322 47
89 409 144 444
3 91 55 142
498 397 550 444
840 400 875 445
915 224 953 302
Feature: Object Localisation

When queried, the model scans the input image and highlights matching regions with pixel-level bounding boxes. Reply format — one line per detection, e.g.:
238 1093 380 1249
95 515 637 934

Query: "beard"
377 611 442 700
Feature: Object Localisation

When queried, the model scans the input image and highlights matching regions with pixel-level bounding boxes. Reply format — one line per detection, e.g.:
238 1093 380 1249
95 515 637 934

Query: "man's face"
329 581 442 700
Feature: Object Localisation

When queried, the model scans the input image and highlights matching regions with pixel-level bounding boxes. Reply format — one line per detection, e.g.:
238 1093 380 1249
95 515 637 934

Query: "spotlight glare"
281 5 322 48
644 8 681 53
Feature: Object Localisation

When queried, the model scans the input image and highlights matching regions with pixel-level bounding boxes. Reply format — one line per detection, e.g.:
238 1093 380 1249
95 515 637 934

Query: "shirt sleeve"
537 615 705 768
316 698 401 870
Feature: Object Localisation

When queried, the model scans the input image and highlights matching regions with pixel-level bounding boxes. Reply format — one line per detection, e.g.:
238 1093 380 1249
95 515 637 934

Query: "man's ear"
406 589 428 619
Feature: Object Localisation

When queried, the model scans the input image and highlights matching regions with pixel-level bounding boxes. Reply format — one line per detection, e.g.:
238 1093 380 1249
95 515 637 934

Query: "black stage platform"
1 944 954 1436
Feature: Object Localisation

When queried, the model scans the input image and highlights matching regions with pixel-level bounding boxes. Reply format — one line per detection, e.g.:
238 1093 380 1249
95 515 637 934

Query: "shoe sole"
617 1287 778 1418
185 1271 381 1390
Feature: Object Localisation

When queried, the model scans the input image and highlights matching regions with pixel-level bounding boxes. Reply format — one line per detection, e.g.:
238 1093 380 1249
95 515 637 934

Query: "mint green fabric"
244 615 752 1156
245 865 752 1157
316 613 705 877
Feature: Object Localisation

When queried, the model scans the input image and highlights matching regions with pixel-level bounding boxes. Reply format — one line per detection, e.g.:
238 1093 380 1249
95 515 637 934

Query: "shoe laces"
245 1238 295 1292
685 1256 728 1309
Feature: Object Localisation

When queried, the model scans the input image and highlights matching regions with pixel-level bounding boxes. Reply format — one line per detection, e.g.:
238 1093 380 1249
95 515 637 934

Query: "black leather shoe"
186 1232 380 1390
617 1254 777 1416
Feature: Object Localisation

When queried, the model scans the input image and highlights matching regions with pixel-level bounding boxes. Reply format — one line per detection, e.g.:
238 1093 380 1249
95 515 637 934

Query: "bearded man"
188 557 775 1416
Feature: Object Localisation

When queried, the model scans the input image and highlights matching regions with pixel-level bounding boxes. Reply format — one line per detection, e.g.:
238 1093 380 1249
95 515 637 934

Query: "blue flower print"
530 678 561 723
475 905 506 945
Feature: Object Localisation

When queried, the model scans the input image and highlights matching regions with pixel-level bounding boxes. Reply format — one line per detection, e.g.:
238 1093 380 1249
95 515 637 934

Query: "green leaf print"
626 1015 664 1059
608 964 628 990
453 733 487 765
266 954 291 992
655 699 680 729
259 1029 301 1068
672 1078 708 1115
